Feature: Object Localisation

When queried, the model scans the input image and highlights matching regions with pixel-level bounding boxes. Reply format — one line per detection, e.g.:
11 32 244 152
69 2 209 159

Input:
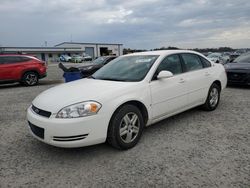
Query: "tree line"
123 46 241 54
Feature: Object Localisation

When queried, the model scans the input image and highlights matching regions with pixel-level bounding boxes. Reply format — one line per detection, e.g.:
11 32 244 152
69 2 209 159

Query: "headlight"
56 101 102 118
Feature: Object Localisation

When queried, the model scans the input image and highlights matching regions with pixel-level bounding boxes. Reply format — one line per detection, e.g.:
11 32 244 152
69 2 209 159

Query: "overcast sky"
0 0 249 49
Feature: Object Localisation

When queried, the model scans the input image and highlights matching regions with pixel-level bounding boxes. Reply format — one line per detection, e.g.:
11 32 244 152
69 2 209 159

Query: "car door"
0 56 14 80
0 56 23 80
150 54 188 120
180 53 213 107
0 57 6 80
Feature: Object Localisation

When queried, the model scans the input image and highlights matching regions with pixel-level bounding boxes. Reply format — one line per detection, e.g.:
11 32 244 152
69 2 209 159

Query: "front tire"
107 105 144 150
202 83 220 111
21 72 39 86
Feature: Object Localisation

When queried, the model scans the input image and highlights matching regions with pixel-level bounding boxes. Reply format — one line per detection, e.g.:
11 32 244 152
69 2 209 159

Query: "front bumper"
27 106 110 148
226 71 250 85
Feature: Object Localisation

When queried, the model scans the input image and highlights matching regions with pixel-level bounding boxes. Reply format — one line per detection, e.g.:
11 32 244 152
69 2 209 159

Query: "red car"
0 54 47 86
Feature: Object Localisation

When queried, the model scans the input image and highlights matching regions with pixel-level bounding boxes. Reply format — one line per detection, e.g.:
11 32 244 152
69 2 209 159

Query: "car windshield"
233 53 250 63
92 57 107 64
92 55 159 82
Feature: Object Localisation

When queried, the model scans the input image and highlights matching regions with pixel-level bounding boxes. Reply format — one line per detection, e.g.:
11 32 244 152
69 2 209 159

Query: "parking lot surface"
0 63 250 187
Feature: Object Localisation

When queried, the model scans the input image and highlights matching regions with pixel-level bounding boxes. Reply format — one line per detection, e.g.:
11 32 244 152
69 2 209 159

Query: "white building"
0 46 83 62
55 42 123 58
0 42 123 62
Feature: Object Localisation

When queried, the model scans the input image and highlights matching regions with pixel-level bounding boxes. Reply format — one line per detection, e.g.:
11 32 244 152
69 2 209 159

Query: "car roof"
124 50 202 57
0 54 36 58
0 54 41 61
0 54 31 56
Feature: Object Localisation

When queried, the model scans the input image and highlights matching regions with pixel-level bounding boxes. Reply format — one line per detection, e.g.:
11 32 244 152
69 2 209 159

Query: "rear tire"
21 72 39 86
202 83 220 111
107 105 144 150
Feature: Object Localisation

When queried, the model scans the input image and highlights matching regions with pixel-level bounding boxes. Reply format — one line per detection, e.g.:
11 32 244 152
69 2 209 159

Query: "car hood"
224 62 250 70
32 78 138 113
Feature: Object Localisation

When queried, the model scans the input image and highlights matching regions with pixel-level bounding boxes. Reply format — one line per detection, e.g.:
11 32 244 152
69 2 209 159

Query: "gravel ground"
0 63 250 188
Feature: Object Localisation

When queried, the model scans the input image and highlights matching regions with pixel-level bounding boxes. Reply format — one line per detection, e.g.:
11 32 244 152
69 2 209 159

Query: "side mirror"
157 71 173 79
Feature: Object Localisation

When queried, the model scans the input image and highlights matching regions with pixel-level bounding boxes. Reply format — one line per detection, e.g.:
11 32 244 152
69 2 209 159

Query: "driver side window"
154 54 182 79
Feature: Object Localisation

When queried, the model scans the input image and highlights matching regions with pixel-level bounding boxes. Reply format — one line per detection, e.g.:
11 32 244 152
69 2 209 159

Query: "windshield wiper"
99 77 128 82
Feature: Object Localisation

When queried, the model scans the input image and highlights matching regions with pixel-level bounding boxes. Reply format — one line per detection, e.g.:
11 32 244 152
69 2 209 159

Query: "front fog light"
56 101 101 118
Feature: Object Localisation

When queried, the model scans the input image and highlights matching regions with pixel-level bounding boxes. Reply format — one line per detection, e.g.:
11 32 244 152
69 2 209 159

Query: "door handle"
205 72 210 76
179 78 185 83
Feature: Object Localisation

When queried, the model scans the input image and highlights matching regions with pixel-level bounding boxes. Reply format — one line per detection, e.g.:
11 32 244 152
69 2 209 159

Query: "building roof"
0 46 83 53
55 42 123 46
0 46 81 49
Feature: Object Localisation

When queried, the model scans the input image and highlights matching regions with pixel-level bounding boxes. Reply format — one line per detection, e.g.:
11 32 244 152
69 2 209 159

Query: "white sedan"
27 50 227 149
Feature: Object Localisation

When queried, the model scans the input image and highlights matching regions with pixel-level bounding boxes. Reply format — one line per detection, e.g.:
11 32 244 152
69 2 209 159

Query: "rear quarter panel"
19 61 46 79
213 63 227 90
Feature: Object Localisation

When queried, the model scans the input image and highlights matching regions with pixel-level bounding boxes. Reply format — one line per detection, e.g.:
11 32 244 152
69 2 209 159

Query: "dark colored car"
229 54 240 62
224 52 250 85
78 56 117 77
0 54 47 86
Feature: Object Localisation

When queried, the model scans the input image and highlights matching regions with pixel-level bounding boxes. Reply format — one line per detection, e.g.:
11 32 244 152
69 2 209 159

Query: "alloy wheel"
209 88 219 107
119 112 140 143
25 73 38 85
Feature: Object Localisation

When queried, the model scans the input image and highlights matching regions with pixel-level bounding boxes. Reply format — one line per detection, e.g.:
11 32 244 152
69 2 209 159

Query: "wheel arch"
109 100 149 126
21 69 39 80
213 80 222 91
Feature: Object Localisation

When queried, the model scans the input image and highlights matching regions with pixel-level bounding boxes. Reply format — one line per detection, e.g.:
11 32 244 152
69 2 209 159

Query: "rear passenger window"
5 56 19 64
2 56 30 64
20 57 31 62
200 56 211 67
181 54 203 71
156 54 182 75
3 57 16 64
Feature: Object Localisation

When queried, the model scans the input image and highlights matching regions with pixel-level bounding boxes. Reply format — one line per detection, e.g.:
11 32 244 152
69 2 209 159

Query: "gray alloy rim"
209 88 219 107
119 112 140 143
26 73 38 85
